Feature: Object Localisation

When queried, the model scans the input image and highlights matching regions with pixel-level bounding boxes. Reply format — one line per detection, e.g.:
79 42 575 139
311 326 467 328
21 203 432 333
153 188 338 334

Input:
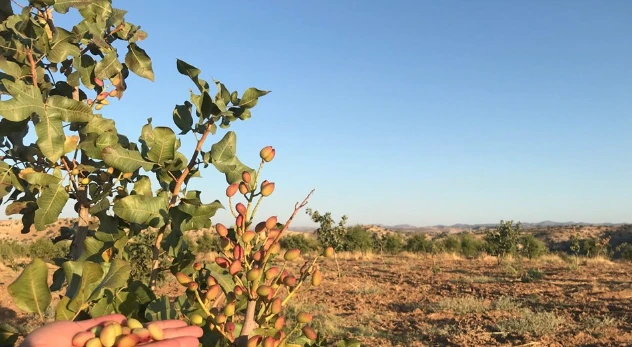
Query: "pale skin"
19 314 203 347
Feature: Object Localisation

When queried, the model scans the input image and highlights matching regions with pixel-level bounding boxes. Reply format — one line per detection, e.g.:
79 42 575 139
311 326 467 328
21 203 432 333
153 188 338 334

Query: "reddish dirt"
2 252 632 346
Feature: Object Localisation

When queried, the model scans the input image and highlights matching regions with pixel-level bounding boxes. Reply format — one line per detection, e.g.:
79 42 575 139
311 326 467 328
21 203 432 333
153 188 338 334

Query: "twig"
10 0 24 9
60 157 78 192
27 48 37 85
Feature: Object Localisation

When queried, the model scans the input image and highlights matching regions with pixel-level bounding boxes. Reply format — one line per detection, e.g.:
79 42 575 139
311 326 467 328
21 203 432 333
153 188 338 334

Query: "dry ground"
2 252 632 347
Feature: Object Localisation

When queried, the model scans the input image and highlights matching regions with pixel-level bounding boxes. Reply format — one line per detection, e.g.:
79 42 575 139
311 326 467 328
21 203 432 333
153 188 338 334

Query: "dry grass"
582 256 615 267
430 295 491 315
496 309 565 337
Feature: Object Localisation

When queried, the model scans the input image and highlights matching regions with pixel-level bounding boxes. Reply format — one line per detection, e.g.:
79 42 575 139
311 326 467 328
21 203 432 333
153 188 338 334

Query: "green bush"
519 234 547 259
405 234 432 253
344 225 374 253
485 220 521 264
441 235 461 253
279 234 320 253
194 231 221 254
0 238 69 264
383 233 404 254
28 238 69 260
459 233 485 258
622 245 632 261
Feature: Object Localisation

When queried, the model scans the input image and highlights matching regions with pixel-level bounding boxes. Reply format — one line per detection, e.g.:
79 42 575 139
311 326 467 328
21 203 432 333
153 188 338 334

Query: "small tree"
459 233 484 258
305 208 346 277
440 235 461 254
382 233 404 255
485 220 521 265
518 234 547 259
344 225 373 254
405 233 432 253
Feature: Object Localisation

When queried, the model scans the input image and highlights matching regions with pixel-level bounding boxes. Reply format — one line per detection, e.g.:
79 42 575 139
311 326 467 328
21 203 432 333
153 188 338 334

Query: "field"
2 222 632 347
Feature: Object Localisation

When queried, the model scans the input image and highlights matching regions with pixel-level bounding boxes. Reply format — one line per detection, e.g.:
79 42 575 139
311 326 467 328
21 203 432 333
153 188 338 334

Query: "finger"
142 336 201 347
146 320 188 329
77 314 126 329
163 326 204 339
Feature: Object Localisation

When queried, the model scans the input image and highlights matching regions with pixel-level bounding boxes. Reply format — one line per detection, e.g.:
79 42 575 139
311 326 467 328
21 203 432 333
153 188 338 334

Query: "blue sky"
3 0 632 227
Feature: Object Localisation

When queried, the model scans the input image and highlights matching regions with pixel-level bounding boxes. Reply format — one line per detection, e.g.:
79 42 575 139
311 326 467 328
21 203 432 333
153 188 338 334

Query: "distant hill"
370 221 628 232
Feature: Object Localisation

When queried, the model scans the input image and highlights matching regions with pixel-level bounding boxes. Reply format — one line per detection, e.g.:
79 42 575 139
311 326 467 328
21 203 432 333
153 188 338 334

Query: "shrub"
440 235 461 254
344 225 374 253
520 268 544 282
280 234 320 253
485 220 521 265
194 230 221 254
519 234 547 259
383 233 404 254
496 310 564 337
616 243 632 261
306 209 348 252
459 233 485 258
27 238 69 261
405 234 432 253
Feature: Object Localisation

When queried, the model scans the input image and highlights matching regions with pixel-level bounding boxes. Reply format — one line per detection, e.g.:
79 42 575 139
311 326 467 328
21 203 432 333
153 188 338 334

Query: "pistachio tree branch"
149 120 215 290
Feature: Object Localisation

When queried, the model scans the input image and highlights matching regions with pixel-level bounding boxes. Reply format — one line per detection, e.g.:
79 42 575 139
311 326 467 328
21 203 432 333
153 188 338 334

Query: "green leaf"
94 50 123 80
175 200 224 232
0 56 23 80
95 132 119 152
77 237 106 262
7 258 51 319
22 172 61 187
176 59 209 93
0 161 13 185
0 323 19 345
113 291 138 317
47 28 80 63
209 131 255 184
46 95 94 123
34 112 65 163
145 296 177 321
113 195 168 228
54 0 92 14
55 296 75 321
147 127 176 164
67 261 104 312
190 91 220 119
127 280 155 306
206 263 235 295
0 80 45 122
90 293 114 317
90 259 131 299
125 43 154 82
101 144 154 172
238 87 270 109
82 115 116 135
34 185 69 231
132 176 152 197
173 101 193 135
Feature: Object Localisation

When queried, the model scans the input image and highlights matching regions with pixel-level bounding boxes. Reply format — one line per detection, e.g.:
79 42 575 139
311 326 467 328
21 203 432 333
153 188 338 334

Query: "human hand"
19 314 203 347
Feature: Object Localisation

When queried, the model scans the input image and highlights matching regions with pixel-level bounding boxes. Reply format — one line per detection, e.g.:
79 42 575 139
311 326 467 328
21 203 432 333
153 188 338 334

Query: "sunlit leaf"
7 258 51 319
34 184 69 231
125 43 154 81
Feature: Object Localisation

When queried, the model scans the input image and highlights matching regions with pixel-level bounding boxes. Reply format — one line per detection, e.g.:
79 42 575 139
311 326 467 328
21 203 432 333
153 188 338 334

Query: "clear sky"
3 0 632 227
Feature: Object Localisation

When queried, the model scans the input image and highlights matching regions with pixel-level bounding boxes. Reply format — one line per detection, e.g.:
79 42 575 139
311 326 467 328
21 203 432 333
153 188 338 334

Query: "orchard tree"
0 1 359 346
305 208 346 277
484 220 521 265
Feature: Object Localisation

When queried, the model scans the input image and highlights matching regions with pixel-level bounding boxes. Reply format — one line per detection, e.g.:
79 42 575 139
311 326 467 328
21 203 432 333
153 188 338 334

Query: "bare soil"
2 219 632 346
